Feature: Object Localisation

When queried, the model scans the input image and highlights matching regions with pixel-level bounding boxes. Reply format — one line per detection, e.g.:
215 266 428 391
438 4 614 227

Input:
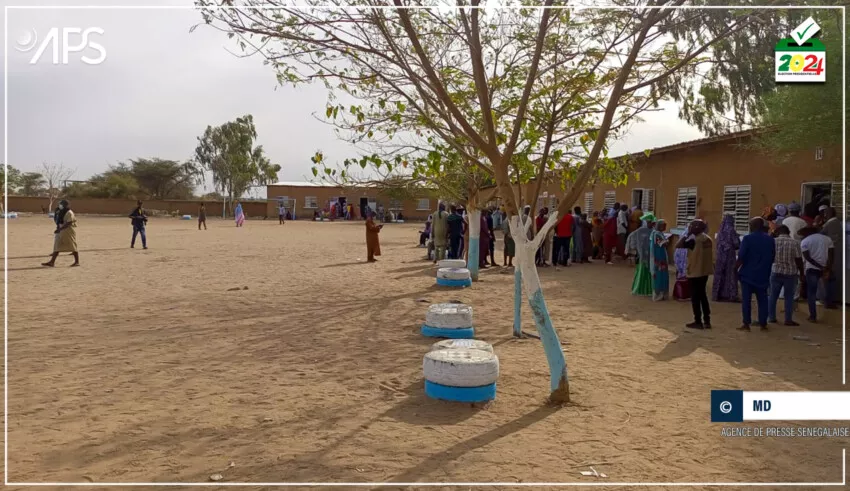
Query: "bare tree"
40 162 75 210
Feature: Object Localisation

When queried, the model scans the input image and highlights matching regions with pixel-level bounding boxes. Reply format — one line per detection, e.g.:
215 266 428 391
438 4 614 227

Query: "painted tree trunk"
513 266 523 337
467 209 481 281
509 214 570 403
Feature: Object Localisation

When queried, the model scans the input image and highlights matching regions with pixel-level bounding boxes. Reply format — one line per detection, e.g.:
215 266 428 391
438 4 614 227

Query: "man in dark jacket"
129 200 148 250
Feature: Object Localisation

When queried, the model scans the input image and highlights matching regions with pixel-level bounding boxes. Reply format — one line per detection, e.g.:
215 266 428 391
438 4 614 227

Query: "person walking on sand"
42 199 80 267
278 203 286 225
198 202 208 230
234 201 245 227
736 217 775 331
365 211 383 262
677 219 713 329
129 200 148 249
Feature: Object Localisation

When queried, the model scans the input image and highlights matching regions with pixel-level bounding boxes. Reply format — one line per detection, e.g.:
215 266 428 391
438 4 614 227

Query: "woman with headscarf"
420 215 432 247
591 211 604 259
365 211 383 262
712 213 740 302
42 199 79 267
649 218 670 301
761 206 778 234
432 203 449 262
628 214 656 296
629 206 643 235
502 213 515 267
580 213 593 263
234 201 245 227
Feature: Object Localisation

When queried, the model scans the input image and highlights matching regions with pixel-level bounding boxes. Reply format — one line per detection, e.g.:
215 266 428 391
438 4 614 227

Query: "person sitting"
397 211 404 221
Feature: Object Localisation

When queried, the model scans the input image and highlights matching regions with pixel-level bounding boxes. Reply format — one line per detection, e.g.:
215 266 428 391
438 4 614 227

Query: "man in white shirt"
782 202 807 241
278 204 286 225
800 226 834 322
617 204 629 258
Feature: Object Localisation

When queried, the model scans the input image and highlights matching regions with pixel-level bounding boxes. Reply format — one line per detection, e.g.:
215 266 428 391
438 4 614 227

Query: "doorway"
631 189 644 209
800 182 834 218
338 197 347 218
360 197 369 218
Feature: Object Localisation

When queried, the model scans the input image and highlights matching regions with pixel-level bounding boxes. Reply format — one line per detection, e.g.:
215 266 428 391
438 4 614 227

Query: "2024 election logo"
775 17 825 83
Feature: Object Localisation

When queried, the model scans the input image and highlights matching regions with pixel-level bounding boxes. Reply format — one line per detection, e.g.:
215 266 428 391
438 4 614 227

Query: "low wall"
6 196 268 217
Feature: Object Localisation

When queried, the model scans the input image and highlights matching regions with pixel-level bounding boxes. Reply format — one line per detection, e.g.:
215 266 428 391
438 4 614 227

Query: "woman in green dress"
628 213 656 296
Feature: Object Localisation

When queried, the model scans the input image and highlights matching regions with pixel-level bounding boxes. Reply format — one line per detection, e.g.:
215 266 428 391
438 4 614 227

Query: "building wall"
266 185 438 220
494 137 842 233
6 196 268 218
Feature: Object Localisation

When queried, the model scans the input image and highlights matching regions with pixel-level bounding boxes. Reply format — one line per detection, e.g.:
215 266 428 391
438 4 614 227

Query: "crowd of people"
414 198 842 331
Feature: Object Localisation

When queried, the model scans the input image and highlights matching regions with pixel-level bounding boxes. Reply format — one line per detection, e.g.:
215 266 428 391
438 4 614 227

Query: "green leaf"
312 167 318 177
643 149 651 158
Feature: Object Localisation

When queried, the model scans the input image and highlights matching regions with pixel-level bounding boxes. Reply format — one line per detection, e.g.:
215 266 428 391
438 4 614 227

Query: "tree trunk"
509 215 570 403
513 265 523 338
467 208 481 281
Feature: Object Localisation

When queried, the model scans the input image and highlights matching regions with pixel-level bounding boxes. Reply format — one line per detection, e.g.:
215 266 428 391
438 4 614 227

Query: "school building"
265 181 438 220
489 129 844 234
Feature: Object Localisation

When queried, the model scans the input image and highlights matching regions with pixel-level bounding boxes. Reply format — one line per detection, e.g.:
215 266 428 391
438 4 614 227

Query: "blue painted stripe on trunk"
436 277 472 287
513 268 523 337
420 325 475 339
529 287 569 392
424 380 496 403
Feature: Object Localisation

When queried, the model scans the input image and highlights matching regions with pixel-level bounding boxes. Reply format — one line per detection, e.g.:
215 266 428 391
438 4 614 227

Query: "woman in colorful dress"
234 201 245 227
42 199 80 267
711 213 740 302
649 218 670 301
629 214 655 296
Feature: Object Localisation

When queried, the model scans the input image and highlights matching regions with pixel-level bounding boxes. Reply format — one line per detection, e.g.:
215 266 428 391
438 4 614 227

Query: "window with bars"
304 196 318 209
676 187 698 228
815 147 824 160
631 188 656 212
536 196 545 211
722 185 752 233
584 192 594 212
549 196 559 210
830 182 848 218
603 191 616 210
388 199 403 211
416 198 430 210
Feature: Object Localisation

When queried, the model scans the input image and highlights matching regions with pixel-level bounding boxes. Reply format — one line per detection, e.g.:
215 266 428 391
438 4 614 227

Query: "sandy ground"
3 215 847 487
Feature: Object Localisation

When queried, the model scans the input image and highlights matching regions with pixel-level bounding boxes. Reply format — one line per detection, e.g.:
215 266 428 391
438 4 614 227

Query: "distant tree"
194 114 281 208
127 158 201 200
1 164 21 213
40 162 75 210
200 191 225 201
17 172 47 196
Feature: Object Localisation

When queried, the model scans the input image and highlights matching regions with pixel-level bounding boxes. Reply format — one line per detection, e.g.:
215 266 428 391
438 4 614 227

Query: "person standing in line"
649 218 670 301
800 225 834 323
42 199 80 267
580 213 593 263
199 202 208 230
617 203 629 259
736 217 775 331
432 203 449 263
129 200 148 249
628 214 656 296
602 207 618 264
677 219 713 329
486 209 497 267
553 207 575 267
571 206 584 264
479 211 490 269
535 207 548 266
820 206 842 308
712 213 741 302
503 215 515 267
783 202 807 241
365 211 383 262
447 205 464 260
768 225 804 326
278 203 286 225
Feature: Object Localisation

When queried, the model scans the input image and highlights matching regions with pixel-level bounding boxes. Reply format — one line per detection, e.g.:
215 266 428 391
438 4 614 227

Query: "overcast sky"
2 0 705 194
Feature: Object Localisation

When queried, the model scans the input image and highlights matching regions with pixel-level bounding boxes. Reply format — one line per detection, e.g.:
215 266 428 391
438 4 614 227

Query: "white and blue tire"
430 339 493 353
438 259 466 269
436 277 472 287
437 267 470 280
425 303 473 328
182 215 192 220
425 380 496 403
422 348 499 387
420 325 474 339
